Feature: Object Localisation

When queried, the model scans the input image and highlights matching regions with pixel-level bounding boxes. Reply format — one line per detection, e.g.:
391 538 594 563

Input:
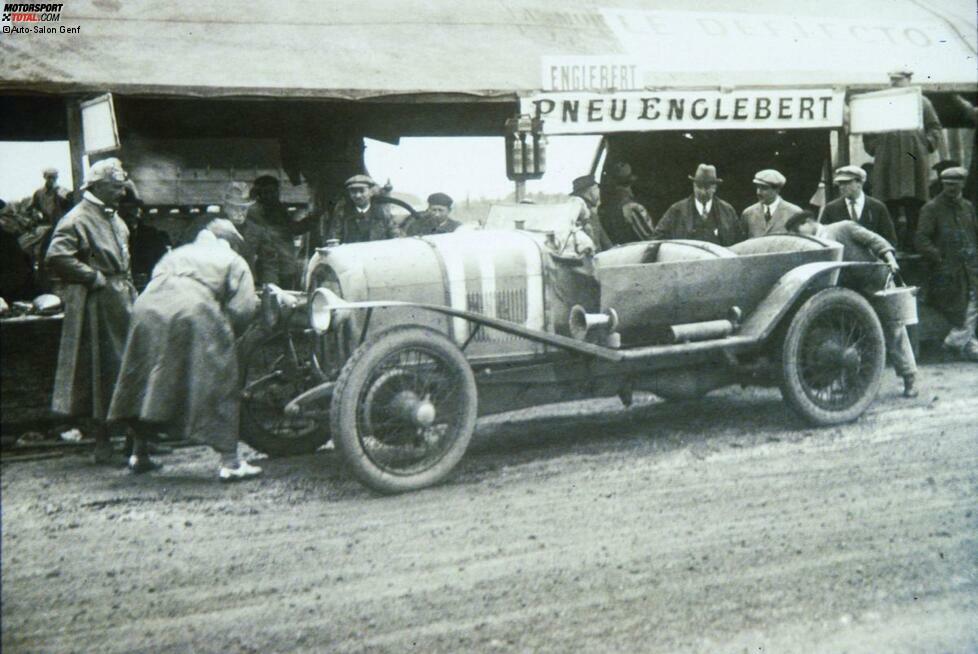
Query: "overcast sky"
0 135 601 205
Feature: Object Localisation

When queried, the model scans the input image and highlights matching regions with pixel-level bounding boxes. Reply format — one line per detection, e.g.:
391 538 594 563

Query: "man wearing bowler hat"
915 166 978 361
327 174 396 244
741 169 804 238
652 164 745 246
821 165 897 246
598 161 654 244
405 192 462 236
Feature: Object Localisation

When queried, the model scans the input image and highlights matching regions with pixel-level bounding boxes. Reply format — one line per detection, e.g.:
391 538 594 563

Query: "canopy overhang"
1 0 975 101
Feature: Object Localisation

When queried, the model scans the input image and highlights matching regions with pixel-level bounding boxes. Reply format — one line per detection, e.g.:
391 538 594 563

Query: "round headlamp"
310 288 333 334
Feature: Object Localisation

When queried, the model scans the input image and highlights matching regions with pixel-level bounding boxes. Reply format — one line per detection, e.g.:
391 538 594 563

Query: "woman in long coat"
108 217 261 479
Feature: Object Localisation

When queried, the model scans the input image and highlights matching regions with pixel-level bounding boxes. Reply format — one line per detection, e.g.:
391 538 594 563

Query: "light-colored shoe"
218 460 263 482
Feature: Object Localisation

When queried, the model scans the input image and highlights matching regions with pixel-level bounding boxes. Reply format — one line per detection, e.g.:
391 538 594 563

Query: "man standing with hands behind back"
45 158 136 464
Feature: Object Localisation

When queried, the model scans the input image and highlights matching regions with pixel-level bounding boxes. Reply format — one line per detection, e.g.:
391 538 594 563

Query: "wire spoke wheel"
781 288 885 425
332 327 477 494
239 327 330 456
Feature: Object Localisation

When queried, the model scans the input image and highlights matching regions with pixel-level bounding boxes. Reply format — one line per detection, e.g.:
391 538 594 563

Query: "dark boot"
902 374 919 398
127 436 161 474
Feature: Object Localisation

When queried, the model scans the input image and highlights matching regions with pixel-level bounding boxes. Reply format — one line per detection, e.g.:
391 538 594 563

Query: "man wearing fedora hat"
327 174 396 244
246 175 318 289
741 169 804 238
44 157 137 464
599 161 654 244
568 175 612 252
652 164 745 247
863 69 943 251
915 166 978 361
821 165 897 246
221 180 272 282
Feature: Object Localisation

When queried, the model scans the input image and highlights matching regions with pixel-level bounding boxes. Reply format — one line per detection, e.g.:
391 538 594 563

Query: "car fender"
738 261 886 342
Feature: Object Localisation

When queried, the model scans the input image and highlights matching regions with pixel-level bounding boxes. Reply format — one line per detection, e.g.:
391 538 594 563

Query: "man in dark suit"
327 175 397 245
652 164 745 246
821 165 898 247
598 162 654 244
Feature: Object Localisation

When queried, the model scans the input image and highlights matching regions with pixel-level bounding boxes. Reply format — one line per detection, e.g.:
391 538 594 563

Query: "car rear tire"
238 327 331 457
331 327 477 494
780 288 885 425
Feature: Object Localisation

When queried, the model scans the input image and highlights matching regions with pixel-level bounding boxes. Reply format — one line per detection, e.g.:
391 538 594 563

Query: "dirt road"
3 360 977 653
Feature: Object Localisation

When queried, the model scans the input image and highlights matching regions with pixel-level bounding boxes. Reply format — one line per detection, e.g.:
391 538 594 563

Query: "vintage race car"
240 203 903 493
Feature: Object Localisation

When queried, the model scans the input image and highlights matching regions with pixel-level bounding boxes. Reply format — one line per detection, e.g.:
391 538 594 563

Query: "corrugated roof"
0 0 975 99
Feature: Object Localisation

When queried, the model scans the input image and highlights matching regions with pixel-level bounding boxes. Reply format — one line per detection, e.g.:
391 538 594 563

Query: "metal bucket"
872 284 919 326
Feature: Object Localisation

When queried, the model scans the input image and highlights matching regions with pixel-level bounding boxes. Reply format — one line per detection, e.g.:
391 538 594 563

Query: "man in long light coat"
44 158 135 463
108 218 261 479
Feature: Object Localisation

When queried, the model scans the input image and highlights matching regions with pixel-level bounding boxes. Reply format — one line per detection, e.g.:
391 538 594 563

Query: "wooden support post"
65 98 85 196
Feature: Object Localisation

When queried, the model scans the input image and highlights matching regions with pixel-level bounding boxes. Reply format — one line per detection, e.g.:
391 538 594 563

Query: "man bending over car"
786 211 919 399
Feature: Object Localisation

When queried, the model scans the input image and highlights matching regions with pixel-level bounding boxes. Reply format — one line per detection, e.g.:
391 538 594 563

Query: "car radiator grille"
466 288 527 342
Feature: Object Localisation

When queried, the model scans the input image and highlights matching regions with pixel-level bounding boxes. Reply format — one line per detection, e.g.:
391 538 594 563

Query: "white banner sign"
521 89 845 134
848 86 923 134
541 56 644 92
80 93 120 155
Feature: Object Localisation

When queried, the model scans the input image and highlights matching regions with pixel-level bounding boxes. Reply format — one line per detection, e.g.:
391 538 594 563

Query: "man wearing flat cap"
44 157 137 463
405 193 462 237
652 164 745 246
598 161 655 244
863 69 943 251
568 175 612 252
30 167 71 226
915 166 978 361
327 174 396 244
741 169 804 238
820 165 897 246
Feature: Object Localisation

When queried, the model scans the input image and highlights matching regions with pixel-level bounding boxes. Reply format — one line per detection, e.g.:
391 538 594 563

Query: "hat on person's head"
753 169 786 188
344 174 376 190
689 164 722 185
887 68 913 79
833 165 867 184
81 157 127 189
427 192 453 208
224 181 255 207
609 161 637 185
571 174 597 194
939 166 968 182
933 159 961 174
42 167 58 178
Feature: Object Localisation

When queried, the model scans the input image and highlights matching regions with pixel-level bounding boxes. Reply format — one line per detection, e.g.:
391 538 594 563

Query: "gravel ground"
2 360 977 653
